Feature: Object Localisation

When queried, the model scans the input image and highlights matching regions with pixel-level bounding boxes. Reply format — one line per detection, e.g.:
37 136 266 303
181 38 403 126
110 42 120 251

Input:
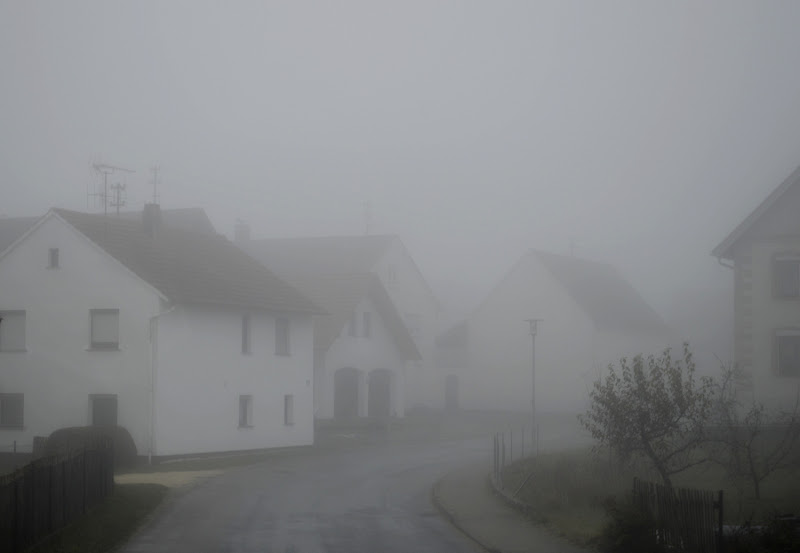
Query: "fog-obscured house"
436 250 670 414
712 164 800 407
0 206 320 458
239 233 441 412
276 273 420 419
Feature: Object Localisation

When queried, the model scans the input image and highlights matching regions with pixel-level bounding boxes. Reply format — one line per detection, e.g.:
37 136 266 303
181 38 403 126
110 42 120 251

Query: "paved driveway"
121 438 489 553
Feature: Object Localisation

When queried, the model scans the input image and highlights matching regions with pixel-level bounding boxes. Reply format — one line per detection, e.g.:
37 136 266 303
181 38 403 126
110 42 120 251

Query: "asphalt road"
121 438 490 553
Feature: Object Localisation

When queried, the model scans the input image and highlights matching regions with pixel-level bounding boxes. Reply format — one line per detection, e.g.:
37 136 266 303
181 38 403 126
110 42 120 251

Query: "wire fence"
491 425 538 490
0 437 114 553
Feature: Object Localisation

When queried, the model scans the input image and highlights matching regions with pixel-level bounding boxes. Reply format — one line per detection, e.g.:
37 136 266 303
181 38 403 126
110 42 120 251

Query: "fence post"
510 428 513 462
82 447 87 514
716 489 724 553
521 426 525 458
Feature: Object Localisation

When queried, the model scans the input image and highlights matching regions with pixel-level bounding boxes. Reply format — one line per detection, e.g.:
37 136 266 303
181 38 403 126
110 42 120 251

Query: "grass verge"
501 447 800 547
26 483 168 553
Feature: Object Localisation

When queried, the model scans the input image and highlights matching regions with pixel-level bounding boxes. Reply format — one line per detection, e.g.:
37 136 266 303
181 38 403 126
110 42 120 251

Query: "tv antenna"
91 163 134 216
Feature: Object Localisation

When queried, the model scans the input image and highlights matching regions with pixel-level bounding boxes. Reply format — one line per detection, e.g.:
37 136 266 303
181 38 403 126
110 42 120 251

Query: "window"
0 393 24 428
90 309 119 350
90 394 118 426
0 311 26 352
241 314 251 354
48 248 59 268
276 317 290 356
774 256 800 298
238 395 253 427
348 312 357 337
284 394 294 425
363 312 371 338
776 331 800 377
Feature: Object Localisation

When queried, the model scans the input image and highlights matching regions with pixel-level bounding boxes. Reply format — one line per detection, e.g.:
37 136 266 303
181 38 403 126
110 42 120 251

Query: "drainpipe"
149 304 176 465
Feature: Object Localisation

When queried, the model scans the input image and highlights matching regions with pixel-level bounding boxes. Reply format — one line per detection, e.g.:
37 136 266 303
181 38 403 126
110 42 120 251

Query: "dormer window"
48 248 59 269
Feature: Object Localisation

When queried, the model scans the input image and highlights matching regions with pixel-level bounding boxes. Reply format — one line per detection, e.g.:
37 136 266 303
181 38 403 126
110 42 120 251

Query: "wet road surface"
121 438 489 553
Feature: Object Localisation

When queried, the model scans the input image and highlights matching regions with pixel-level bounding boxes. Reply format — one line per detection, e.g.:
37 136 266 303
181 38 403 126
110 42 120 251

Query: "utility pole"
109 182 127 214
149 165 161 204
525 318 542 448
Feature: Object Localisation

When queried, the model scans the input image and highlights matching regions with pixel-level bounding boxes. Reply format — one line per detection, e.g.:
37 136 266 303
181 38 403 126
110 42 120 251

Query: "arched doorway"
334 367 361 418
368 369 392 418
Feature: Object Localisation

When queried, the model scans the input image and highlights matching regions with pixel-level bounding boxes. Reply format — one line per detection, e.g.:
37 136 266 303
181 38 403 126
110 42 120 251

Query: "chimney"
142 203 162 238
234 219 251 245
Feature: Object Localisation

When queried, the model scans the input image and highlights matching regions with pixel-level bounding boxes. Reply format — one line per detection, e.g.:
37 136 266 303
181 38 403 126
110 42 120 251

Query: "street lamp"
524 319 542 433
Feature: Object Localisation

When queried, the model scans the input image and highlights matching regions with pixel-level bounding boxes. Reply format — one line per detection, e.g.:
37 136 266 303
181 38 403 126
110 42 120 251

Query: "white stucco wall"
155 305 314 456
462 255 596 414
0 215 161 454
372 239 440 409
315 295 405 419
743 238 800 408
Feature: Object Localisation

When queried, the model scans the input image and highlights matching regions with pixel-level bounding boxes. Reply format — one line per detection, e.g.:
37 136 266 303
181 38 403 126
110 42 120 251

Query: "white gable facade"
314 295 405 420
0 213 314 457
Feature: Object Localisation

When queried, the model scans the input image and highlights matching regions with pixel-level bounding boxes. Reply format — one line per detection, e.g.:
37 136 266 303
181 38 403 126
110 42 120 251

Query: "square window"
90 309 119 350
0 393 24 428
774 257 800 298
0 311 26 352
776 333 800 377
239 395 253 427
276 318 290 356
242 314 251 354
284 394 294 426
363 312 371 338
48 248 59 268
90 394 118 426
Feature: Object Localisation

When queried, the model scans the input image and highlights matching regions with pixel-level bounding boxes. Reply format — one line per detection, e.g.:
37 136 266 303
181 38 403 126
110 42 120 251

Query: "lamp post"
524 319 541 434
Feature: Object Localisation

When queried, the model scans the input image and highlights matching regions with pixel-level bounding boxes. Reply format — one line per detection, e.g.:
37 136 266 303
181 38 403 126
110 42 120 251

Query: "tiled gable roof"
242 235 396 276
53 209 320 313
285 273 420 360
533 250 666 334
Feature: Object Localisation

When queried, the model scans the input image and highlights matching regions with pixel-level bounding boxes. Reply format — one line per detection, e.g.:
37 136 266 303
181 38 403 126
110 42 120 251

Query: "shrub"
44 426 138 469
598 497 663 553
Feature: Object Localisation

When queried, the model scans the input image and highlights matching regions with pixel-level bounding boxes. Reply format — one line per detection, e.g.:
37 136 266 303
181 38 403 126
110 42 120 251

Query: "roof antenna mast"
91 163 134 216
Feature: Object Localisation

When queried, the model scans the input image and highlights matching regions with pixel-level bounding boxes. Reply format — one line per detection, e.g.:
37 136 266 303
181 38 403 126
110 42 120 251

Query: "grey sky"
3 1 800 350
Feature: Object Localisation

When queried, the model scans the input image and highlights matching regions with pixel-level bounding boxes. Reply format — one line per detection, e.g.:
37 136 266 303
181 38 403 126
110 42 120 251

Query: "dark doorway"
368 369 392 418
445 374 459 412
334 367 360 418
90 394 118 426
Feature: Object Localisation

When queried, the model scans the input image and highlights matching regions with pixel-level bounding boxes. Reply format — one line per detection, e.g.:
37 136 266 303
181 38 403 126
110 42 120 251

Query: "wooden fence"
633 477 724 553
0 438 114 553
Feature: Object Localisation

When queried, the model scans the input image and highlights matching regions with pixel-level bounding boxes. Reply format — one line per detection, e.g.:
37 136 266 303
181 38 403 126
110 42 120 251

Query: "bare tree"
579 344 715 489
712 364 800 499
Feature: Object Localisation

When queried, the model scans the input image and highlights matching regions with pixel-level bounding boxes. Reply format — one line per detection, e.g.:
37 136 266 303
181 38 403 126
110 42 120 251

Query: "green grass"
501 448 800 547
26 483 167 553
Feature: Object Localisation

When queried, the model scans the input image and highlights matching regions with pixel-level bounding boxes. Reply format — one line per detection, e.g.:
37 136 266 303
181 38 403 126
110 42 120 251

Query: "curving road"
121 438 489 553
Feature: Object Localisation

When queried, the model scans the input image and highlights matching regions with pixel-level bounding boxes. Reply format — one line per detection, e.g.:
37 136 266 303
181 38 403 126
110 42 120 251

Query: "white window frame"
284 394 294 426
89 393 118 426
48 248 59 269
775 329 800 377
0 310 26 352
275 317 290 356
242 314 251 354
773 255 800 299
238 394 253 428
90 309 120 350
0 393 24 428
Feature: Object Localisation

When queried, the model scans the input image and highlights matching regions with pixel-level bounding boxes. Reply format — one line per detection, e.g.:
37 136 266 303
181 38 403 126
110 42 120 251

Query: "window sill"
87 346 121 352
0 425 24 430
238 424 254 430
0 349 27 353
275 352 291 357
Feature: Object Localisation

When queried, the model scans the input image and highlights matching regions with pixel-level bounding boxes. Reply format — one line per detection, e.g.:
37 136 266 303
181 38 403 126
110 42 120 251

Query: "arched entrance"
334 367 361 418
368 369 393 418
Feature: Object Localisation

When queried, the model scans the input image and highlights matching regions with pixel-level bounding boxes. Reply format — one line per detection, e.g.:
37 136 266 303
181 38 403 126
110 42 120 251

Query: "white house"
277 273 421 420
712 164 800 408
239 233 441 411
0 206 320 458
435 250 671 414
